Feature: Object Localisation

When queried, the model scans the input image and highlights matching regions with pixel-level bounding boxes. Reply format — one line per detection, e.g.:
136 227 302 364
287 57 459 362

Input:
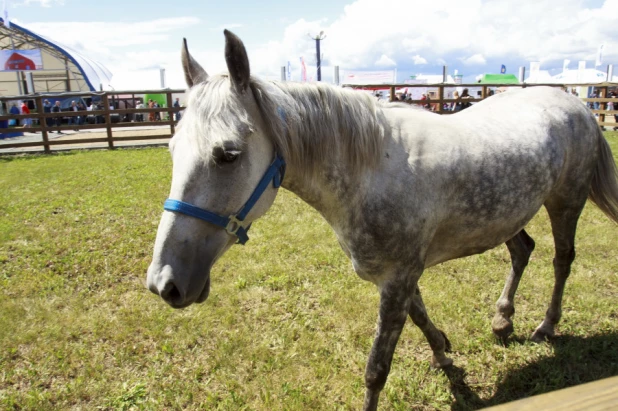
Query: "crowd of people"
4 96 185 131
385 87 477 112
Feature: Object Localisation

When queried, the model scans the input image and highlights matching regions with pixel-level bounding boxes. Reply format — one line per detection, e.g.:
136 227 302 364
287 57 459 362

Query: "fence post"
102 93 114 149
437 84 444 114
34 96 51 153
598 86 607 128
166 91 175 136
390 86 395 102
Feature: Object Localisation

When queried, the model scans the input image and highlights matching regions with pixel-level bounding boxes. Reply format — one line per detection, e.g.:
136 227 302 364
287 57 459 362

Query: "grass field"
1 132 618 410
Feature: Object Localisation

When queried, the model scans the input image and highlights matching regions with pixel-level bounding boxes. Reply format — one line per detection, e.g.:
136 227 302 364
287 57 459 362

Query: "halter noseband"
163 153 286 245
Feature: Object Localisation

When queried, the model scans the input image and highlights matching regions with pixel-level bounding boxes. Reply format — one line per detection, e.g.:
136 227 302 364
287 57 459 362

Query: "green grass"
1 134 618 410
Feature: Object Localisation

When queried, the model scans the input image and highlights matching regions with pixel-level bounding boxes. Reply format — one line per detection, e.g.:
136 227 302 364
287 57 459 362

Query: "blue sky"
7 0 618 89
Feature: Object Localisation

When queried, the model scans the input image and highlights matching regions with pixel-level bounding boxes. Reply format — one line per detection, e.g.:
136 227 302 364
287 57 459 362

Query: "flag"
3 0 10 29
530 62 540 79
500 64 506 74
578 60 586 82
300 57 307 82
595 44 604 67
563 59 570 72
286 61 291 81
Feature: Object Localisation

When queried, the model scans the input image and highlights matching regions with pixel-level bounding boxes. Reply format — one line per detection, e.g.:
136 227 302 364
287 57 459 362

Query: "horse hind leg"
531 203 582 342
408 285 453 368
492 230 535 342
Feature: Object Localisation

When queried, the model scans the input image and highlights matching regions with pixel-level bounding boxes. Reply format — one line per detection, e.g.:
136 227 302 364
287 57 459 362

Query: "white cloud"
412 55 427 65
12 0 618 88
375 54 396 67
15 0 64 7
246 0 618 79
462 54 486 65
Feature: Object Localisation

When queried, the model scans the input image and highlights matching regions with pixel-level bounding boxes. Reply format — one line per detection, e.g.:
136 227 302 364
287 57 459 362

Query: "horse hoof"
431 354 453 369
530 327 554 343
492 317 514 343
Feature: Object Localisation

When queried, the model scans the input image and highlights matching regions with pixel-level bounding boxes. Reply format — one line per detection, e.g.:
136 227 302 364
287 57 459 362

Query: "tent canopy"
478 74 520 84
0 18 112 95
551 68 617 84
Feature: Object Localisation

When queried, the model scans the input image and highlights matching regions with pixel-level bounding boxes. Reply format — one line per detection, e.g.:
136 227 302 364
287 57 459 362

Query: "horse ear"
223 29 250 93
181 38 208 87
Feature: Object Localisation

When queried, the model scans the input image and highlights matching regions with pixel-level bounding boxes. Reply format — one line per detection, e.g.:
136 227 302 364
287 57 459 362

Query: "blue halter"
163 153 286 245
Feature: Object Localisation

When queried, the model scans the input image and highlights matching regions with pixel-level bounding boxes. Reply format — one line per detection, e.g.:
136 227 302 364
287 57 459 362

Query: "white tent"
412 74 456 84
524 70 554 84
550 69 617 84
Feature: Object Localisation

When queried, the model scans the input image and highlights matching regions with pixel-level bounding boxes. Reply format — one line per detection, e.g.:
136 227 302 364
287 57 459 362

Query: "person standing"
43 99 52 127
154 101 161 121
20 101 31 128
68 101 79 130
51 100 62 132
173 97 182 122
460 88 472 110
77 102 85 126
148 99 155 122
9 103 20 126
451 91 460 111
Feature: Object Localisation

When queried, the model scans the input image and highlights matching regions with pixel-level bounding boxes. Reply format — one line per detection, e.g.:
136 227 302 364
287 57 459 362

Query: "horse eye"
223 150 240 163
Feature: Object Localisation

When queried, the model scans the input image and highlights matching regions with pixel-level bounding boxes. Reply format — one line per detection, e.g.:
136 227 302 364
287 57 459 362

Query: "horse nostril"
160 281 182 304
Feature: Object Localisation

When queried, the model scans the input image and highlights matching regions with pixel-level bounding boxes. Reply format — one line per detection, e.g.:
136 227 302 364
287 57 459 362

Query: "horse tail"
588 127 618 224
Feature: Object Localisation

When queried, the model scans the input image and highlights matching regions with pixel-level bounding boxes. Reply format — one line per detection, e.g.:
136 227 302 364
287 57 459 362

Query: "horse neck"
281 160 361 224
259 80 387 220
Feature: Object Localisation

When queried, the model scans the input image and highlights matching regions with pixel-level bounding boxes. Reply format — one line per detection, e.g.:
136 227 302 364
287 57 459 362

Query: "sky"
5 0 618 90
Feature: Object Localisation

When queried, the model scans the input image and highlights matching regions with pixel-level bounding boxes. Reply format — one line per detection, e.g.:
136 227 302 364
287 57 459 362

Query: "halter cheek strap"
163 153 286 245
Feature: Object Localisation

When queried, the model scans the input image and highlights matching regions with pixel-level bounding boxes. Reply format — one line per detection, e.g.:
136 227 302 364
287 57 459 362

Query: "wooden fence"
343 82 618 128
0 89 185 153
0 82 617 154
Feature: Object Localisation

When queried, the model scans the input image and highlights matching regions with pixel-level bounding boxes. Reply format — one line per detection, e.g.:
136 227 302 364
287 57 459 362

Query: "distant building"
0 17 112 94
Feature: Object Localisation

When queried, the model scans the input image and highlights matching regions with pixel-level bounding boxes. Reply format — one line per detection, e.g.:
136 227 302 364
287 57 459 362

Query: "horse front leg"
409 285 453 368
492 230 535 342
363 274 416 411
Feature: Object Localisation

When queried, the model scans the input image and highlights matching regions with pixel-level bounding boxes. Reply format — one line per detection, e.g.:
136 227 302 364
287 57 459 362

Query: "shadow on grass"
447 332 618 410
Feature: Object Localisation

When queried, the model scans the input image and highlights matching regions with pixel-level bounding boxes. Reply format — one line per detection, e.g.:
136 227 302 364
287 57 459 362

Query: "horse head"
146 30 283 308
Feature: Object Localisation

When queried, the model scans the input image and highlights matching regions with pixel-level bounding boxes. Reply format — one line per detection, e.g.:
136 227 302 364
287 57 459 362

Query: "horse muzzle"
146 263 211 309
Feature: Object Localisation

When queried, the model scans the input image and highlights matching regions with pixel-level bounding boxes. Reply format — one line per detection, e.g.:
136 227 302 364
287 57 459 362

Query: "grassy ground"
1 133 618 410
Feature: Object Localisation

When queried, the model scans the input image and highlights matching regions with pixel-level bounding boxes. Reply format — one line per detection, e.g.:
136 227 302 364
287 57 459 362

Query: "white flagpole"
595 44 604 67
3 0 10 29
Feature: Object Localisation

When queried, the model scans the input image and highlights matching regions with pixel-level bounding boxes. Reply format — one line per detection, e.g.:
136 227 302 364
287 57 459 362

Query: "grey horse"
147 30 618 410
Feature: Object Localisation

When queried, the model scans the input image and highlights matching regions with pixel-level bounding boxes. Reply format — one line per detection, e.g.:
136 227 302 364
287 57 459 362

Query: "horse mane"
186 75 397 179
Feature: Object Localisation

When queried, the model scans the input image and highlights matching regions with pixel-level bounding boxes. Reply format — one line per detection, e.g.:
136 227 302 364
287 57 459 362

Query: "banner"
562 59 570 73
529 62 540 80
578 60 586 82
3 0 9 29
0 49 43 71
300 57 307 82
500 64 506 74
341 70 395 85
595 43 604 67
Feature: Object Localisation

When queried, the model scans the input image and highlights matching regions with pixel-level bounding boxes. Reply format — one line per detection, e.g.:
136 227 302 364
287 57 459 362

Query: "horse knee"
365 363 389 392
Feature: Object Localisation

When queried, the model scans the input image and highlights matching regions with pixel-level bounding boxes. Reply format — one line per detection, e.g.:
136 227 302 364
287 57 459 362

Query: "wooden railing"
0 89 185 153
1 82 617 154
343 82 618 128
